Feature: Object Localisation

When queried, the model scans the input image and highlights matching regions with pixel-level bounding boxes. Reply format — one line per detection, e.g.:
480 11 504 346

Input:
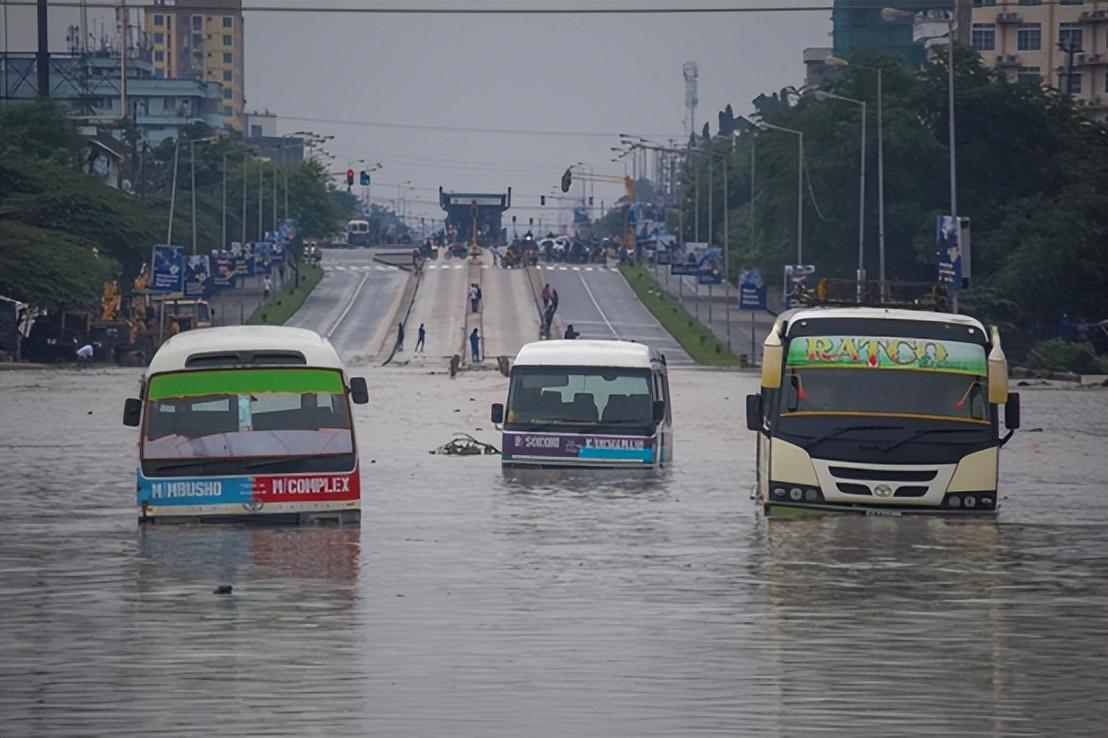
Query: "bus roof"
513 339 658 369
784 306 986 334
146 326 344 376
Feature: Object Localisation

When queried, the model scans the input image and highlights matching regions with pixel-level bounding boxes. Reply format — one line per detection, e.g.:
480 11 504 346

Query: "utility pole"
36 0 49 97
119 0 127 120
167 137 180 243
257 163 263 241
221 150 227 250
1059 40 1082 98
240 154 247 244
190 138 197 255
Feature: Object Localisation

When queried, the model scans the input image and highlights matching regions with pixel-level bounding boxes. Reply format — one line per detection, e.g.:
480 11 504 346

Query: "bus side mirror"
349 377 369 405
746 394 762 431
652 400 665 423
491 403 504 424
123 398 142 427
1004 392 1020 430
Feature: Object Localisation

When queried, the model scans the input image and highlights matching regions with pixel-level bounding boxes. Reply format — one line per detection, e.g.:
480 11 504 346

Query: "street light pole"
814 89 867 302
759 122 804 264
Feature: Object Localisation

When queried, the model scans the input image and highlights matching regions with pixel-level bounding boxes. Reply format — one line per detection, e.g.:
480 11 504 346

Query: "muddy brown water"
1 367 1105 737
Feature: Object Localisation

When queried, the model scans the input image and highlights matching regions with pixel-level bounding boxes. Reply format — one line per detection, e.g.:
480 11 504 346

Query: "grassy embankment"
247 264 323 326
619 265 741 367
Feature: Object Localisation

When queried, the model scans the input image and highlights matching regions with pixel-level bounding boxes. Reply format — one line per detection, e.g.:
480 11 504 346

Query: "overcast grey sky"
3 1 831 224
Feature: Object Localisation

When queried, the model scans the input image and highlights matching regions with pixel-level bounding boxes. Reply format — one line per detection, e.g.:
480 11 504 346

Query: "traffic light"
561 167 572 193
359 170 370 186
345 169 354 187
588 196 594 206
540 195 546 206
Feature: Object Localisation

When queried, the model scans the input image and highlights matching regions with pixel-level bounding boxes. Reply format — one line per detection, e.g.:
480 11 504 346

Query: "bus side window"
786 374 800 412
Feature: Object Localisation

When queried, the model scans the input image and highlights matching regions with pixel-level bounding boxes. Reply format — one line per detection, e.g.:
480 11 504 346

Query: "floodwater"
1 366 1106 737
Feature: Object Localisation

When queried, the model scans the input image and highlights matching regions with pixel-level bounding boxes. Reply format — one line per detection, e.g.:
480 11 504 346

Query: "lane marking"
335 265 347 271
578 272 619 339
454 264 464 270
572 266 581 271
325 270 371 339
558 266 568 271
585 267 593 271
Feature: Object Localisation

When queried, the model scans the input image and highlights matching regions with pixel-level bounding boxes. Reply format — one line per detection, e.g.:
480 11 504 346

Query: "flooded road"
1 367 1105 737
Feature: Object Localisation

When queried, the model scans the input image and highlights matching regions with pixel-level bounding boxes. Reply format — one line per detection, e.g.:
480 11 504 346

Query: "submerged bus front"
123 327 369 524
746 308 1020 516
492 340 672 468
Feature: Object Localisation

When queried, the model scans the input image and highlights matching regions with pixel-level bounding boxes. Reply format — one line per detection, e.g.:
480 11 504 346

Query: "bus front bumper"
763 490 999 518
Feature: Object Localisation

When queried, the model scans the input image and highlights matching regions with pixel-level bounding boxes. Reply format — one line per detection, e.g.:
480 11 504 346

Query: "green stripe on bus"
148 369 344 400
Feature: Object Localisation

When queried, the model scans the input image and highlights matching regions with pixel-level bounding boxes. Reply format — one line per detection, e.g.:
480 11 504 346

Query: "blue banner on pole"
783 264 816 310
936 214 962 288
151 244 184 292
738 269 767 310
697 247 724 284
253 242 273 275
184 255 211 297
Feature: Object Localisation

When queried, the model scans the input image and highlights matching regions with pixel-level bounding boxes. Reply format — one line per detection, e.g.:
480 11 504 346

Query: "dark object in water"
213 585 233 595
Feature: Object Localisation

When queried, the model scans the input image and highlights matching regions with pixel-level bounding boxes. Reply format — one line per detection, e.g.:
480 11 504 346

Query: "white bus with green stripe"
122 326 369 525
745 307 1021 517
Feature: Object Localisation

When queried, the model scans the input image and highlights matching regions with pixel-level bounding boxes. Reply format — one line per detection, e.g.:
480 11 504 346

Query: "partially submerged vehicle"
492 340 672 468
746 307 1021 517
123 326 369 524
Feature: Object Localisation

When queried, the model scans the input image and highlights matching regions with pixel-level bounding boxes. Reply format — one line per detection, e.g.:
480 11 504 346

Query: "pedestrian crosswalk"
538 265 620 272
423 263 467 270
322 264 401 272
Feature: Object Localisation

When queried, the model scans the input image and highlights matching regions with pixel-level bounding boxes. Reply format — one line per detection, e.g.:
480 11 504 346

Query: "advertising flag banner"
696 246 723 284
184 255 211 297
936 214 962 287
671 241 705 276
253 242 273 275
151 244 185 292
783 264 816 310
738 268 767 310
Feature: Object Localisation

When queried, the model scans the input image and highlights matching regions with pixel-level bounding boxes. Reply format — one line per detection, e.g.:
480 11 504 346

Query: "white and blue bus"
122 326 369 524
492 340 673 468
346 219 370 246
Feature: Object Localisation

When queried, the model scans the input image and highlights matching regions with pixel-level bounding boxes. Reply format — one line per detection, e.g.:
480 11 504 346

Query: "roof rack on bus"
790 279 953 312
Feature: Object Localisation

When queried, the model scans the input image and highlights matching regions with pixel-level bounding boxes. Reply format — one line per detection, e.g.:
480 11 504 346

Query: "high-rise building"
143 0 245 132
832 0 942 64
971 0 1108 120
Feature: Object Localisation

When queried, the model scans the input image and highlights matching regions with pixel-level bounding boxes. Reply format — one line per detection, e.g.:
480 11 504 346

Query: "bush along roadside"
619 265 741 367
1024 338 1108 375
247 264 323 326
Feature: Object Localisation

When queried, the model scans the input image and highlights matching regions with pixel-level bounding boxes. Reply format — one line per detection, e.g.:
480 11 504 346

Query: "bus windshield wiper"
802 425 904 450
882 428 983 453
148 459 225 473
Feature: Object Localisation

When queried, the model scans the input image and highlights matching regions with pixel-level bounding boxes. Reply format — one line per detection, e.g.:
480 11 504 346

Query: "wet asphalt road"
285 247 408 362
1 366 1105 737
536 262 693 365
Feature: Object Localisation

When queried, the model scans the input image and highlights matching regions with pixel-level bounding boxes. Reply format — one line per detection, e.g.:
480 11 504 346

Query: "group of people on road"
395 322 427 353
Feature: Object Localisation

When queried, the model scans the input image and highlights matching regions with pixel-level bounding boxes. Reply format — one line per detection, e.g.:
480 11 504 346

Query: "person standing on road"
416 323 426 352
262 275 273 302
550 287 559 313
469 284 479 313
469 328 480 362
395 322 405 352
564 324 579 340
541 283 552 309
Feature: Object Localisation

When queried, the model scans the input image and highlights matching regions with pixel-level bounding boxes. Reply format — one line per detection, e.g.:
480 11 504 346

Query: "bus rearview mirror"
1004 392 1020 430
122 397 142 427
491 403 504 424
652 400 665 423
349 377 369 405
745 394 762 431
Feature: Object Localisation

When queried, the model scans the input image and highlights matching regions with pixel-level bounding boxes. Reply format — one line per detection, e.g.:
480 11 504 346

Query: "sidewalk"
646 265 776 365
208 272 288 326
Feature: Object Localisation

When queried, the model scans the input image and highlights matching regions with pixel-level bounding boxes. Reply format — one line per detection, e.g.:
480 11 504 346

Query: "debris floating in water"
430 433 500 456
213 585 233 595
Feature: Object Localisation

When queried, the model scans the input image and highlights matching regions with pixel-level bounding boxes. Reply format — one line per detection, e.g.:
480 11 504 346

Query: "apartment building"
143 0 245 132
971 0 1108 119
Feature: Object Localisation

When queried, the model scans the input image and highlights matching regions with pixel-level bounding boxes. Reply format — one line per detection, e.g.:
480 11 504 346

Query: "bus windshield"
507 367 653 427
782 335 989 424
143 368 353 460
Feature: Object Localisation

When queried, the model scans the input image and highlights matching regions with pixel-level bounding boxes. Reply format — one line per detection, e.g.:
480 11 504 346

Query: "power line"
283 114 679 140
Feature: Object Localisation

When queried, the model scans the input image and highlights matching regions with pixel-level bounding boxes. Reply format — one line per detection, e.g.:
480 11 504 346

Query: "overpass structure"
439 188 512 247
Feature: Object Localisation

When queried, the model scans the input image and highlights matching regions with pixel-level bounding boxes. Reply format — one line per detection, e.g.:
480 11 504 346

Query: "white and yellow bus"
746 307 1021 517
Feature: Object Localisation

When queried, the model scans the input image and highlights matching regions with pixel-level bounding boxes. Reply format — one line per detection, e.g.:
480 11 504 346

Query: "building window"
223 106 233 116
192 15 202 30
1017 0 1040 5
972 0 996 6
223 17 232 28
155 50 164 61
223 88 232 99
223 35 232 45
1017 66 1041 84
1017 24 1041 51
972 24 995 51
223 70 232 81
154 32 164 44
1059 0 1084 5
153 14 163 25
154 69 164 79
192 33 203 46
223 52 232 63
1059 24 1083 50
1059 71 1082 95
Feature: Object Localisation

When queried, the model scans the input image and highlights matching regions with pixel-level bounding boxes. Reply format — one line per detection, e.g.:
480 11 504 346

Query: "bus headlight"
789 487 803 501
773 487 787 500
947 494 962 508
963 495 977 509
804 488 820 503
